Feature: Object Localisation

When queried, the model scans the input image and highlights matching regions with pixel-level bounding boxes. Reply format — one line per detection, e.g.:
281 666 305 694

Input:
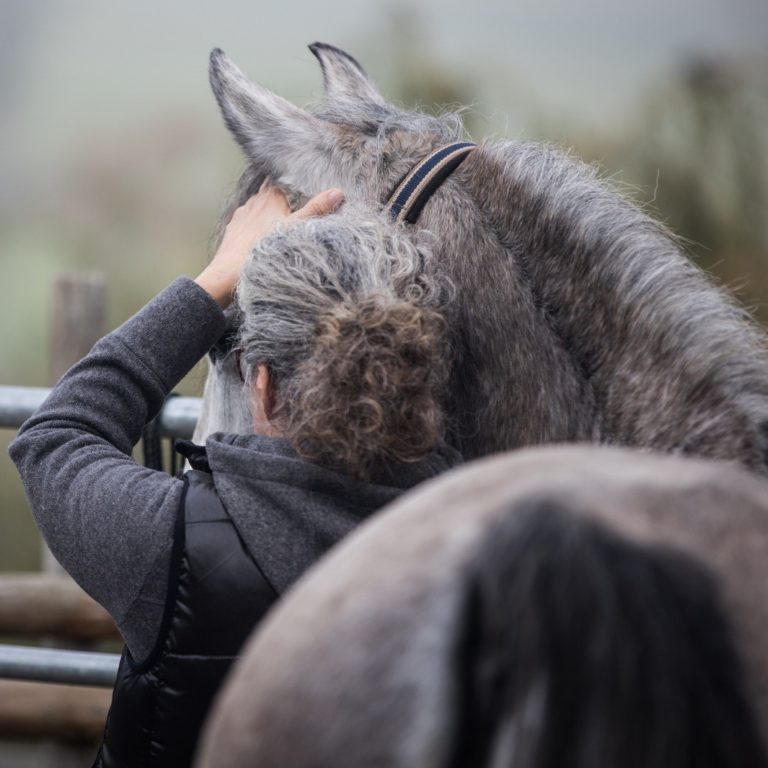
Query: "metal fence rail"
0 385 197 688
0 644 120 687
0 385 201 438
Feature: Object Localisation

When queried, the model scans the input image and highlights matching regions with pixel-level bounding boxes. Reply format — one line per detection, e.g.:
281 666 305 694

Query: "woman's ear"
253 364 278 431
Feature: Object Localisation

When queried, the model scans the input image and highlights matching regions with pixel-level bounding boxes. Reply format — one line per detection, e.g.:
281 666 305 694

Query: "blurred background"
0 0 766 628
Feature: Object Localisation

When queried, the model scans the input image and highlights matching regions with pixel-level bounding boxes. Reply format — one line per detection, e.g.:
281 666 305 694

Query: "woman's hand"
195 182 345 309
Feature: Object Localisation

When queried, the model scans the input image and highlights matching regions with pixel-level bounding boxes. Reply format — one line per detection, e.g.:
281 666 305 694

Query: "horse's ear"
309 42 387 108
209 48 329 162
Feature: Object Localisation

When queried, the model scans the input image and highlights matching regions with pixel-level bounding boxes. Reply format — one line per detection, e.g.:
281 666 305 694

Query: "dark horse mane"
454 502 764 768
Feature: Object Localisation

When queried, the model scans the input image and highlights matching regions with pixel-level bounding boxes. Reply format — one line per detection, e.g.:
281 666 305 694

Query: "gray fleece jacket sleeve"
9 277 226 658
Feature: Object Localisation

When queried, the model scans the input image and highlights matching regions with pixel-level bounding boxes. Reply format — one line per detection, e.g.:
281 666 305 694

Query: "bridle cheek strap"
385 141 476 224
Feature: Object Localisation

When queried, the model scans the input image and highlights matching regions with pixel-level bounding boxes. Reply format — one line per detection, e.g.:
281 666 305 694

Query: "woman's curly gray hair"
236 206 452 482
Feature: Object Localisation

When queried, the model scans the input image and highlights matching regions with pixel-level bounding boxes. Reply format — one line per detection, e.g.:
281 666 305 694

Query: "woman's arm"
9 278 227 655
8 185 343 658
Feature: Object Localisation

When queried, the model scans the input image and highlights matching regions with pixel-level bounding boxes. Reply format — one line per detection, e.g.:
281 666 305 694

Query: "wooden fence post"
40 273 108 765
49 273 106 383
45 273 106 575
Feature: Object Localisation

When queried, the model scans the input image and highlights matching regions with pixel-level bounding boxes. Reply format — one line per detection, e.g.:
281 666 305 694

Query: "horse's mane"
439 139 768 468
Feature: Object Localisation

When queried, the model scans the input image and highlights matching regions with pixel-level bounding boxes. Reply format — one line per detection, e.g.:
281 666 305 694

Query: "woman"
9 184 457 767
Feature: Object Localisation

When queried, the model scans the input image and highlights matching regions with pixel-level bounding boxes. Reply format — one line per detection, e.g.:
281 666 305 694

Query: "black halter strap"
385 141 476 224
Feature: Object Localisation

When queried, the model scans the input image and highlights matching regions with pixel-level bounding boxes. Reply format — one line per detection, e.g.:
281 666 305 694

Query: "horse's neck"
419 158 598 457
451 142 768 470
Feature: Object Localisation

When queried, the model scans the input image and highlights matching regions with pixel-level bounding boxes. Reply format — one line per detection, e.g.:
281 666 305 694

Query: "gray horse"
197 43 768 471
192 47 768 766
196 446 768 767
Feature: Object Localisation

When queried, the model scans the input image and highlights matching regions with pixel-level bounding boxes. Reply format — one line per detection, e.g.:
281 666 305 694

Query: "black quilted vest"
94 462 278 767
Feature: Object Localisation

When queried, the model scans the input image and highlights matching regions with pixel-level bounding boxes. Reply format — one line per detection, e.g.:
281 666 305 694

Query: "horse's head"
195 43 471 443
196 44 768 473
